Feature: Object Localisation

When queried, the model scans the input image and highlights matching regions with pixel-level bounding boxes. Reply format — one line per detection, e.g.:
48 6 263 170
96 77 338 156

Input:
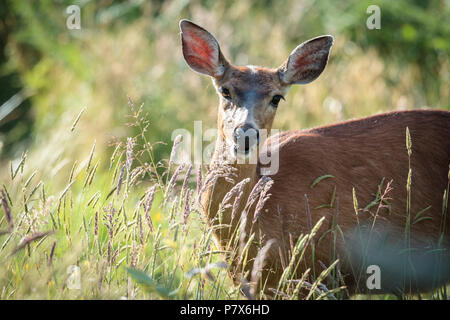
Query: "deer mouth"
233 126 260 157
234 143 251 156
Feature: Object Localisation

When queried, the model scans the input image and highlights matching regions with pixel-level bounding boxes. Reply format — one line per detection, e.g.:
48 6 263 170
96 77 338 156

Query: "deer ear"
179 19 229 78
278 35 333 85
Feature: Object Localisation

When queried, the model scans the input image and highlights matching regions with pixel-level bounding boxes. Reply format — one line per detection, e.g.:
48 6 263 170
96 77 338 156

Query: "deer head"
180 19 333 161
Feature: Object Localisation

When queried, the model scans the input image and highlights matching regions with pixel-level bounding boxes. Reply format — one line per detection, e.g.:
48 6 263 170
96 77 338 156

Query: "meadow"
0 0 449 299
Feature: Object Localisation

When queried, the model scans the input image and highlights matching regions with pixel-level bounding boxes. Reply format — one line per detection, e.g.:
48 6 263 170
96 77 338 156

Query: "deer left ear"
278 35 334 85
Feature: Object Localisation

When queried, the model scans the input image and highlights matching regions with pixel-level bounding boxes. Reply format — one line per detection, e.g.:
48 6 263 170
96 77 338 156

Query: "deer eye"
220 87 231 99
270 95 284 107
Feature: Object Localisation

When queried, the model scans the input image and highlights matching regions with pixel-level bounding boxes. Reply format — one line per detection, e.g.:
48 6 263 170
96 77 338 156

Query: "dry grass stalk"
196 164 203 197
1 189 13 231
168 135 182 172
183 189 193 227
196 165 237 204
250 239 276 298
167 164 185 194
182 164 193 196
48 241 56 265
143 185 157 232
10 231 53 256
221 178 250 212
244 176 271 213
253 179 274 224
126 137 135 171
117 165 126 195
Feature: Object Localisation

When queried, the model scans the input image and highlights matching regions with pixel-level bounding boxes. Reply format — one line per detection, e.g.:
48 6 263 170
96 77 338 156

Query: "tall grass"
1 100 449 300
0 101 346 300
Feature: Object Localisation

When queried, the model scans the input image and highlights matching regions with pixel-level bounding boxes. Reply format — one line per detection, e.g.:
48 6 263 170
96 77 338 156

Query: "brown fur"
258 110 450 294
203 110 450 297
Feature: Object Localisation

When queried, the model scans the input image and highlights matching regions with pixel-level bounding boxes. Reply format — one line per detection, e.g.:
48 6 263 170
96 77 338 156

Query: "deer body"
179 20 450 297
258 110 450 294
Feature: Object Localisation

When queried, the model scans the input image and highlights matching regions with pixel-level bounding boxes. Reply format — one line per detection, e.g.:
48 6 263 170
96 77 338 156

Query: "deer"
179 19 450 298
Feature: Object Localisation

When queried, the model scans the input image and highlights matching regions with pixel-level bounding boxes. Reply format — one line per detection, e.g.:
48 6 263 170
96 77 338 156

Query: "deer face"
180 19 333 158
213 65 285 156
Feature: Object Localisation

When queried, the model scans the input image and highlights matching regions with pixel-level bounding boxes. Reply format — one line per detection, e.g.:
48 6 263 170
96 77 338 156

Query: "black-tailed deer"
179 19 450 298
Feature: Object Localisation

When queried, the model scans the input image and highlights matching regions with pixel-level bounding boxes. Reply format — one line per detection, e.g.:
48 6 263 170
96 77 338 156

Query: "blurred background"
0 0 449 177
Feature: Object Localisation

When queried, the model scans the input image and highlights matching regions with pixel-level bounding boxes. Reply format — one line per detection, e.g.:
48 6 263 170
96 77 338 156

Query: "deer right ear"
179 19 229 78
278 35 334 85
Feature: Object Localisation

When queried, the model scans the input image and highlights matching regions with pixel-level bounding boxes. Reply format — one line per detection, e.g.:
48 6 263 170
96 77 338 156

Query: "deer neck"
201 133 258 247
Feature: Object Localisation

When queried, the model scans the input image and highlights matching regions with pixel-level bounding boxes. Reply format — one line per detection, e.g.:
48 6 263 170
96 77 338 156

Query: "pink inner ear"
183 30 216 72
188 30 214 60
292 47 316 70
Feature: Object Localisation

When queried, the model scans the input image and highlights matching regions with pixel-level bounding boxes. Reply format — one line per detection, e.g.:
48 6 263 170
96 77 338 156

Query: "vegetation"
0 0 448 299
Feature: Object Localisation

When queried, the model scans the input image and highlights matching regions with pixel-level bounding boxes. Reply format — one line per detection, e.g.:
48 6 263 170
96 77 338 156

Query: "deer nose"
233 123 260 154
